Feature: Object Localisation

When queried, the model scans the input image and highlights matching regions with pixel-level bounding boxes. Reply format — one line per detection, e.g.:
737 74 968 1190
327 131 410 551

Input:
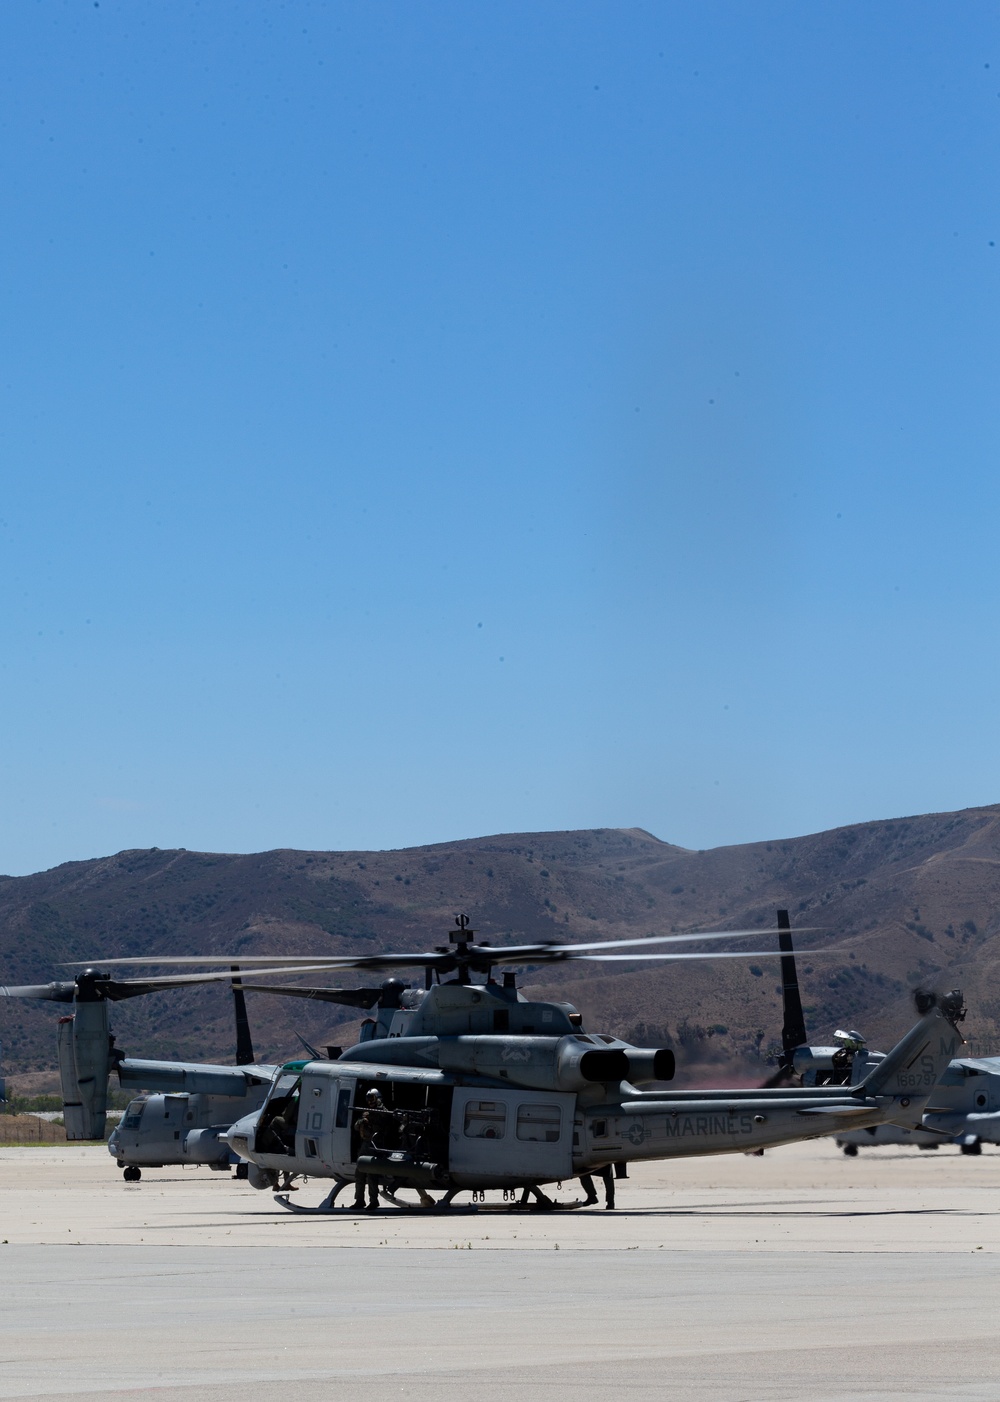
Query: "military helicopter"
766 915 1000 1157
81 915 966 1211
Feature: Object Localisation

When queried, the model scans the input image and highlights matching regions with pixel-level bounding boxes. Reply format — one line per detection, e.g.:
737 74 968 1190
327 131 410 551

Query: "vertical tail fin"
860 991 965 1099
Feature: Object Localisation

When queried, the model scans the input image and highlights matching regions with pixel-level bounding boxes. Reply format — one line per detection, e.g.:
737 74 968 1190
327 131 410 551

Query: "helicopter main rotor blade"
29 944 831 1003
62 953 472 973
492 928 823 956
47 964 381 1002
96 962 377 990
190 945 841 1010
579 947 839 962
62 955 365 967
63 927 824 969
233 947 844 1008
240 984 383 1009
0 970 349 1004
0 982 77 1003
60 913 837 989
97 972 280 1001
63 938 839 978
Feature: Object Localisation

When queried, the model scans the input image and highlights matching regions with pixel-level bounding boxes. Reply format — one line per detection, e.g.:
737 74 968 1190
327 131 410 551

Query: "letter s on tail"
860 991 965 1104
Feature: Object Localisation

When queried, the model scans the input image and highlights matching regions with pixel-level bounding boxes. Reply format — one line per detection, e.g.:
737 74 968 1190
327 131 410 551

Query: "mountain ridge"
3 803 1000 1085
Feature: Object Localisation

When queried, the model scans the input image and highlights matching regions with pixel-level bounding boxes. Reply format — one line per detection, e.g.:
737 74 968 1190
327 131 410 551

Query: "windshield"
122 1097 147 1130
256 1073 303 1156
266 1072 300 1105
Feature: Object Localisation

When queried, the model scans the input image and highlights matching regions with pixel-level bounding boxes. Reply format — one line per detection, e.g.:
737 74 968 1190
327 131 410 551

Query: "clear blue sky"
1 2 997 876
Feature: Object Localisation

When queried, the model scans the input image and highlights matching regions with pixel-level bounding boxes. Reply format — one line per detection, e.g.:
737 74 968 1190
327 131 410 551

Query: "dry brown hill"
3 805 1000 1085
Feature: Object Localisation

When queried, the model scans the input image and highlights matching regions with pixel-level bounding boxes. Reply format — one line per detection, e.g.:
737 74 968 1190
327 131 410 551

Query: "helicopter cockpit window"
255 1073 302 1156
464 1100 507 1139
516 1103 561 1143
264 1072 300 1102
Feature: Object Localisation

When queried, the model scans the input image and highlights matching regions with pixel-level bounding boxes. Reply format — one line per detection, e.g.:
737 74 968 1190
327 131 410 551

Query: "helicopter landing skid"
378 1185 440 1210
273 1184 592 1215
273 1177 350 1214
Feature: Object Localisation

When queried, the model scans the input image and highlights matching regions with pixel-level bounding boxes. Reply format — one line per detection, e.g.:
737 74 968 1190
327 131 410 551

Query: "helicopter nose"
225 1113 258 1161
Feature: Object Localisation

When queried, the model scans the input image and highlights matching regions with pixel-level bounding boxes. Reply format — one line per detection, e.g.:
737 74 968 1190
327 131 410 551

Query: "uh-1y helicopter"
83 914 967 1211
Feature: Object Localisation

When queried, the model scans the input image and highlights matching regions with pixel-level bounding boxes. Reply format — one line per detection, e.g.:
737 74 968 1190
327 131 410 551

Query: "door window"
464 1100 507 1139
516 1103 561 1143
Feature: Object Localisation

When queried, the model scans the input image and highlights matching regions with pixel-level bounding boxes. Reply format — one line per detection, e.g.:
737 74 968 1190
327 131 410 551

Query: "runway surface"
2 1140 998 1400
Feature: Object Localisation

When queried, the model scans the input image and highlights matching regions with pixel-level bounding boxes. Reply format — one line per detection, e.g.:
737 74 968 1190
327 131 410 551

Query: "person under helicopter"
579 1164 617 1209
351 1173 380 1212
518 1184 556 1210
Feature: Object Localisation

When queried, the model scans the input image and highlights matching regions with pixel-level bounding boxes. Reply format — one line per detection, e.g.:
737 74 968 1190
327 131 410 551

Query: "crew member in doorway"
353 1089 385 1211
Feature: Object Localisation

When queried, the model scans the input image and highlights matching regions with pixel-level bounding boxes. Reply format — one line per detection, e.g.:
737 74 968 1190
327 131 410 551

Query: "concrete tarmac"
1 1140 998 1400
